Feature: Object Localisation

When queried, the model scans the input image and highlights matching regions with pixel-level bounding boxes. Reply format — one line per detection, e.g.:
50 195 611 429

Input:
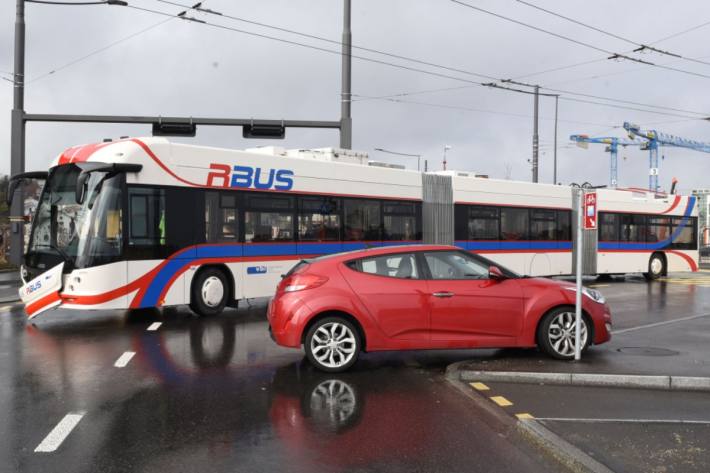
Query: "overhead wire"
450 0 710 80
131 1 710 121
512 0 710 68
27 16 175 84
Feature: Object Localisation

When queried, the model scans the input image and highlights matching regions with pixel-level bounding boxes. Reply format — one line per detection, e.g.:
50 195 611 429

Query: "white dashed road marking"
612 313 710 335
114 351 136 368
34 412 85 453
147 322 162 331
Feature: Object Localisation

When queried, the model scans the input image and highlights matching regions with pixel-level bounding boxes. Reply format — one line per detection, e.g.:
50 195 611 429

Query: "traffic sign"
584 192 597 230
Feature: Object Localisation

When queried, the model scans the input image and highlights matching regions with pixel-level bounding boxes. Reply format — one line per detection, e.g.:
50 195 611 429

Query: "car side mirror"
489 265 506 281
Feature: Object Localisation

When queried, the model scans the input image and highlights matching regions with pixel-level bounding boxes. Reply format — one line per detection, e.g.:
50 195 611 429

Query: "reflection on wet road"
5 273 710 472
1 301 559 473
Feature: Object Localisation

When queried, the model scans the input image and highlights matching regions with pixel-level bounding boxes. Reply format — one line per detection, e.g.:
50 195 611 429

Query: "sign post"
575 191 596 360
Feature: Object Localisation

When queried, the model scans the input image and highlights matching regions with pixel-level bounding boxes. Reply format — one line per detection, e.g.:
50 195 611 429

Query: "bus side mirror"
76 172 91 204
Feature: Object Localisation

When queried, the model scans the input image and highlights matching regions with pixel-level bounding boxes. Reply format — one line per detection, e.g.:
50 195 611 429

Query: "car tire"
644 253 666 281
537 307 591 360
304 317 361 373
189 267 230 317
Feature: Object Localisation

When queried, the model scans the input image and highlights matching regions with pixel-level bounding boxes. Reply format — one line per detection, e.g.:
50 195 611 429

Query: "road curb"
517 419 614 473
445 362 612 473
457 369 710 392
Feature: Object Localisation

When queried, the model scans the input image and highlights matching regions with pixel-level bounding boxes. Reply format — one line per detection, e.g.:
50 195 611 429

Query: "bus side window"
530 209 556 241
128 188 166 247
205 191 238 242
383 201 419 241
500 208 528 241
244 194 294 243
344 199 381 241
599 213 618 241
556 210 571 240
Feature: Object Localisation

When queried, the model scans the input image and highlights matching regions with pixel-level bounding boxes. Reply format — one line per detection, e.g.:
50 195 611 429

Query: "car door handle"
432 292 455 298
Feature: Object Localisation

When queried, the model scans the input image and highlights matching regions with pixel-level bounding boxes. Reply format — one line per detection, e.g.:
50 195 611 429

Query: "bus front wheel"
644 253 666 281
190 267 229 317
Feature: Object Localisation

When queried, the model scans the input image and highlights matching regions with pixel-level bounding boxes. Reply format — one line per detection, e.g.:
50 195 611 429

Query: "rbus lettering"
206 163 294 190
231 166 253 188
274 170 294 190
206 164 231 188
253 168 275 189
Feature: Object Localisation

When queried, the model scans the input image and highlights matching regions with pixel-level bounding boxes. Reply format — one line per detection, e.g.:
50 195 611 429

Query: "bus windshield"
28 164 123 270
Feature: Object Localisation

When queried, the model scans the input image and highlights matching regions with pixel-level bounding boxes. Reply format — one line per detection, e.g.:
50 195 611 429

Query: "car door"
421 250 524 347
344 252 430 343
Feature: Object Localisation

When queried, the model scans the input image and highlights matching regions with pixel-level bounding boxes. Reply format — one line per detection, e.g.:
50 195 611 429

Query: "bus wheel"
644 253 666 281
190 267 229 317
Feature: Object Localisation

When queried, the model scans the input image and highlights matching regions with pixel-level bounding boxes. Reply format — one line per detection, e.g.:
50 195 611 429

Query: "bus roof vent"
286 147 369 165
245 146 288 156
368 161 406 170
433 170 481 178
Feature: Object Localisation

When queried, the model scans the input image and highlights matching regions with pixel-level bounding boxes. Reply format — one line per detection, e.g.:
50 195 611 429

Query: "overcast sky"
2 0 710 192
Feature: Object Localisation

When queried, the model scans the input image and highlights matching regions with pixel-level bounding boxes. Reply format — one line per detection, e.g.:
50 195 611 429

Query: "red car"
268 245 612 372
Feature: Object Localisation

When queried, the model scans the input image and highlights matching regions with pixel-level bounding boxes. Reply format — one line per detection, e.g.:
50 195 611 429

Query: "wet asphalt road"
4 271 710 472
0 300 561 473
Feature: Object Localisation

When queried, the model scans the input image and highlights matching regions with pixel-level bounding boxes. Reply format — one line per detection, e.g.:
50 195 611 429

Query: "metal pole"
553 94 558 185
9 0 26 266
339 0 352 149
574 188 584 361
532 85 539 183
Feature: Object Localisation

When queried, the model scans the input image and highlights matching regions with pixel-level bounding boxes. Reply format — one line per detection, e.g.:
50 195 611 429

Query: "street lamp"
443 145 452 171
374 148 422 171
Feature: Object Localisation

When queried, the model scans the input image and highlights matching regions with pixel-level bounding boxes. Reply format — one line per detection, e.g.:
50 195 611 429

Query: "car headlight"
565 286 606 304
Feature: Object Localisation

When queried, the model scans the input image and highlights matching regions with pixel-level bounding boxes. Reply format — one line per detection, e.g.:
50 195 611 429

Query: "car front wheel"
305 317 361 372
537 308 591 360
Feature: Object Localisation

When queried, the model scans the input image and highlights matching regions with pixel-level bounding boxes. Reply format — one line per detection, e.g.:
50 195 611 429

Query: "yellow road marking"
588 284 610 288
516 413 534 419
490 396 513 407
470 382 490 391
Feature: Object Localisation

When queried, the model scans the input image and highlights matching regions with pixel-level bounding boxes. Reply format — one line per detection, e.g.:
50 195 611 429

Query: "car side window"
423 251 489 280
353 253 419 279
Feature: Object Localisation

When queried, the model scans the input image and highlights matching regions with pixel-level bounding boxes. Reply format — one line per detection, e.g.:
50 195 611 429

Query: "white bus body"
17 138 698 318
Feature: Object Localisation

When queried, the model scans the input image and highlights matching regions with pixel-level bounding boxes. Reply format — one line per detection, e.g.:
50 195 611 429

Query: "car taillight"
282 274 328 293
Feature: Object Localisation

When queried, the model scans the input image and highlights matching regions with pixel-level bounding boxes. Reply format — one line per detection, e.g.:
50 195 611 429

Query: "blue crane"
624 122 710 192
569 134 642 188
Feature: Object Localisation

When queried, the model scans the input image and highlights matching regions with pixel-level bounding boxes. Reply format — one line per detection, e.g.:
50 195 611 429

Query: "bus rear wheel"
644 253 666 281
190 267 229 317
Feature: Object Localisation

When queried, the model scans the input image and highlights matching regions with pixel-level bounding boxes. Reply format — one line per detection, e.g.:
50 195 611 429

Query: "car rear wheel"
537 308 590 360
305 317 361 372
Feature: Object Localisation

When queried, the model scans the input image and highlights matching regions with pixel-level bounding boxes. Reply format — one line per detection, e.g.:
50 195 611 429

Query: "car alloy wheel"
310 322 357 368
306 319 360 372
547 311 588 358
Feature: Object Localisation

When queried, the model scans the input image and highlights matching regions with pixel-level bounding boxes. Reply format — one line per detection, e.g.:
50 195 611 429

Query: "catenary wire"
135 1 710 119
450 0 710 80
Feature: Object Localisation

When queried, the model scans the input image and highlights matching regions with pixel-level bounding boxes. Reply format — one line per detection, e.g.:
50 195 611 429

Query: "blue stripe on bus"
454 241 572 251
598 196 695 251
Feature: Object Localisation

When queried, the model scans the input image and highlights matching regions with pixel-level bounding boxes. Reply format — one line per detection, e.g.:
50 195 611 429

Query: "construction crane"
624 122 710 192
569 134 642 188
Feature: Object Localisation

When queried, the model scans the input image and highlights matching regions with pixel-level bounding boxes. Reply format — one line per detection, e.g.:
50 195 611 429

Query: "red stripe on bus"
26 291 61 317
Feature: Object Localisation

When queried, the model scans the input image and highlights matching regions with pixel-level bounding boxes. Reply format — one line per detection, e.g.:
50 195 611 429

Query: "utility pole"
532 85 539 183
340 0 352 149
9 0 26 266
553 94 558 185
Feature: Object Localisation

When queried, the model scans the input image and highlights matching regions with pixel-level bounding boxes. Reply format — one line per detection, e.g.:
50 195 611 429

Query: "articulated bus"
11 138 697 318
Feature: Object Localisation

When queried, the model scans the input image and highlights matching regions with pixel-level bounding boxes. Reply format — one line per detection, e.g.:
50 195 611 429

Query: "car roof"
311 244 457 264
